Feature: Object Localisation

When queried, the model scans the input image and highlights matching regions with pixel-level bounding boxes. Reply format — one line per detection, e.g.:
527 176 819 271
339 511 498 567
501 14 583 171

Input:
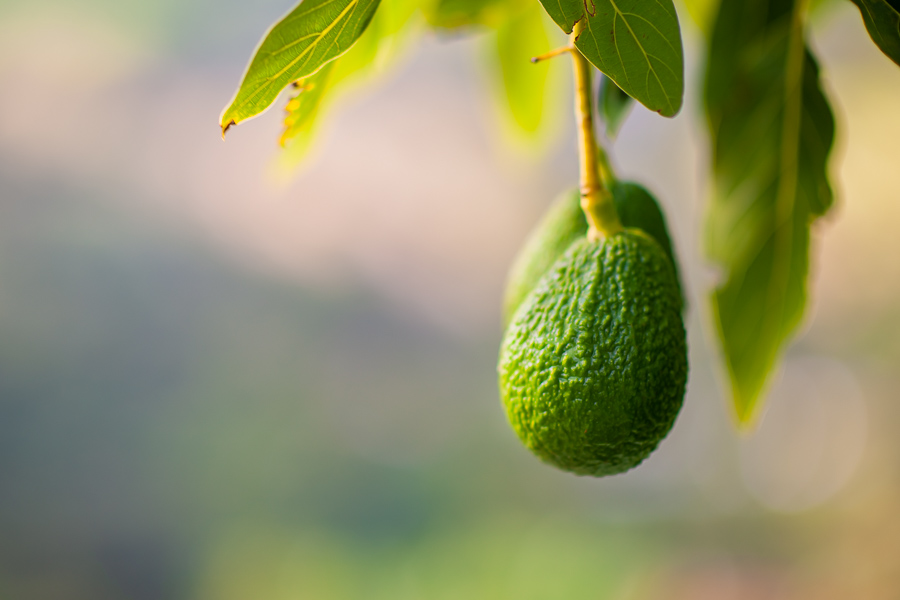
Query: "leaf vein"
607 0 674 113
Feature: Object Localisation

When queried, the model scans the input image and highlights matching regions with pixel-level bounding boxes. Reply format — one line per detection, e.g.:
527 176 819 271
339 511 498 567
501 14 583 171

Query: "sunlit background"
1 0 899 597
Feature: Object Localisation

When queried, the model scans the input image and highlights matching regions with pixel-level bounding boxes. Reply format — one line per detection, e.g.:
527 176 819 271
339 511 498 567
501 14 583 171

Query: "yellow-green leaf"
220 0 382 135
280 63 335 155
681 0 717 35
425 0 514 28
493 3 552 135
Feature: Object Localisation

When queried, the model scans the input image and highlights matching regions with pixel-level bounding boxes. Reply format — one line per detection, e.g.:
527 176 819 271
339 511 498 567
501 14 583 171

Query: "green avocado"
498 231 687 476
502 183 683 326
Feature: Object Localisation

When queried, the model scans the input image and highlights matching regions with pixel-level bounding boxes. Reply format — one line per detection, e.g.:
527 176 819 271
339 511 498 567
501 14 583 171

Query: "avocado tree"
219 0 900 473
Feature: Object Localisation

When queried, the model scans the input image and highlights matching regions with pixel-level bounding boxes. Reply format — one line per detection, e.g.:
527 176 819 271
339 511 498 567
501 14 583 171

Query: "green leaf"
220 0 382 134
849 0 900 67
599 74 633 138
537 0 684 116
425 0 513 28
493 3 552 135
704 0 835 424
536 0 584 33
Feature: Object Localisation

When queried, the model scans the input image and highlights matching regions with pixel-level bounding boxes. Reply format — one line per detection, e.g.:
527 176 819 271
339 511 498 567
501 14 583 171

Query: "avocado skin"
502 183 683 326
498 231 687 476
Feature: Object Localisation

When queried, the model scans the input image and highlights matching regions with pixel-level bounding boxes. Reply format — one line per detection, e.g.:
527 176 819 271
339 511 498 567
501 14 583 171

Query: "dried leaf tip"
221 120 236 140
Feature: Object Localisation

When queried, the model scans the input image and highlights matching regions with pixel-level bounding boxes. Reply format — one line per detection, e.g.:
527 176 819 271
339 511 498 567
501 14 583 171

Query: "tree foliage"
220 0 900 426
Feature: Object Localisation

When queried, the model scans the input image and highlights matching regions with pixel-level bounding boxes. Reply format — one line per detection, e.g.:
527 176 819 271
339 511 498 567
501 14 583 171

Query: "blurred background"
1 0 899 598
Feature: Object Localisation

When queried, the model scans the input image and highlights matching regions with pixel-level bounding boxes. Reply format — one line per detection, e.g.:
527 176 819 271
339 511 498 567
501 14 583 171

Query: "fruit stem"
570 30 622 240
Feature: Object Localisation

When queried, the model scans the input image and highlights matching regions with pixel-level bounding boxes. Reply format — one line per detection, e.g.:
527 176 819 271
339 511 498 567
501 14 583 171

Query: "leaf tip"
733 401 761 432
221 119 236 140
657 97 683 118
730 373 769 433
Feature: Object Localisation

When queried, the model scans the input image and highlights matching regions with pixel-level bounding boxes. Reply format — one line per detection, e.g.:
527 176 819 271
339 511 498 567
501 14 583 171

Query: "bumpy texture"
502 184 682 326
498 231 687 476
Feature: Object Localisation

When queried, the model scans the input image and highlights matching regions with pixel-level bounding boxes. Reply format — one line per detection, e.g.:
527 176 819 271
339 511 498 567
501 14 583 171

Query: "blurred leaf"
279 0 421 164
280 64 335 153
849 0 900 66
599 75 633 138
537 0 684 117
425 0 513 28
492 3 551 135
220 0 382 135
704 0 835 424
681 0 718 35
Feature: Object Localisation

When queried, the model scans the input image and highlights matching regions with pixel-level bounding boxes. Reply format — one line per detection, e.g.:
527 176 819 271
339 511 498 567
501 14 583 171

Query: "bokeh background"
1 0 899 598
